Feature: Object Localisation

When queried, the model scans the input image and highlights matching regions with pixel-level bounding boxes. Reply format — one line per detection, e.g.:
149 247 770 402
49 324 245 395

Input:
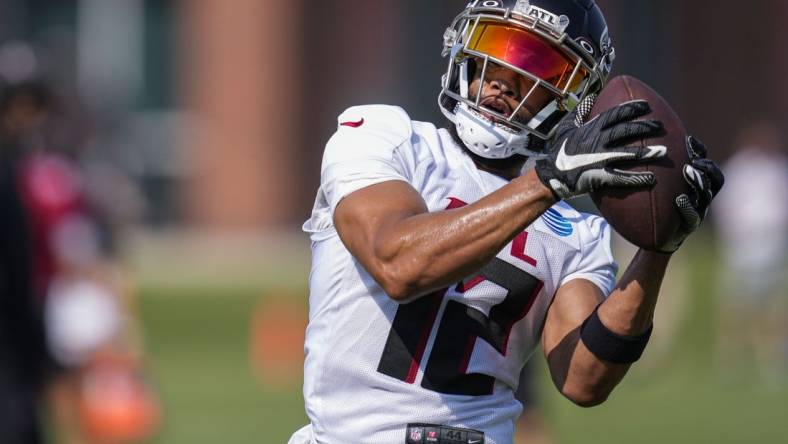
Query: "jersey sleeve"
320 105 415 214
559 214 618 296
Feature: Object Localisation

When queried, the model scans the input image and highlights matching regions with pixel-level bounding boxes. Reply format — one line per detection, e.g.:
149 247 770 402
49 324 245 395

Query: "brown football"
589 75 691 250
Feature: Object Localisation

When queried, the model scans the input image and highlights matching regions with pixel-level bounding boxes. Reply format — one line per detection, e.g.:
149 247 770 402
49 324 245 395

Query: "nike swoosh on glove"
535 94 668 200
656 136 725 253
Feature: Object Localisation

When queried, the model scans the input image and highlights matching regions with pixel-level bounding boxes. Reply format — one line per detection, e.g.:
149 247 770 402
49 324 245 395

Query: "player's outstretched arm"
334 171 554 301
542 138 723 407
541 251 669 407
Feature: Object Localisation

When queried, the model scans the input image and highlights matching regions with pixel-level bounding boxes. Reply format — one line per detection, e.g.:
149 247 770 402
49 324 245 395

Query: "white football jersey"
300 105 617 444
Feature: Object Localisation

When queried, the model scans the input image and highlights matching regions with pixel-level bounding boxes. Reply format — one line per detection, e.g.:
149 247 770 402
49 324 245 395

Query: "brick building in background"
3 0 785 230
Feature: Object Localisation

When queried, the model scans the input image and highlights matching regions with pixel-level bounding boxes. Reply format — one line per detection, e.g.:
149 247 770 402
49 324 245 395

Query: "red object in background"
16 153 88 299
77 355 162 444
250 295 307 388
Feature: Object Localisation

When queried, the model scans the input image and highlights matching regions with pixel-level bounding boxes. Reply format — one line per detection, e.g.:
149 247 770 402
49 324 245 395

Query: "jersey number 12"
376 256 543 396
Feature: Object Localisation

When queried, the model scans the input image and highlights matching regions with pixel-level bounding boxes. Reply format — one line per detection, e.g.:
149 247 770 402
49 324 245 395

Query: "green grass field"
132 231 788 444
138 286 308 443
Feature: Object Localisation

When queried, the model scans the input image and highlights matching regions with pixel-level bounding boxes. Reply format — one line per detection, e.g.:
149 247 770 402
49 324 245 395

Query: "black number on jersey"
377 257 543 396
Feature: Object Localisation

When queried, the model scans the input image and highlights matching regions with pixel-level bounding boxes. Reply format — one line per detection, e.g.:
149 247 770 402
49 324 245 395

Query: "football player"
293 1 724 443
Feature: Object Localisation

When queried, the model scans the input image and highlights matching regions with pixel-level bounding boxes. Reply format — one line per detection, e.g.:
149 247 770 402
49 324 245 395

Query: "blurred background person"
0 95 48 444
714 121 788 385
0 44 160 444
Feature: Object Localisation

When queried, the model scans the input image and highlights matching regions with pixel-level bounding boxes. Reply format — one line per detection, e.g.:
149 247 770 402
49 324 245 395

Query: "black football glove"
535 94 668 200
656 136 725 253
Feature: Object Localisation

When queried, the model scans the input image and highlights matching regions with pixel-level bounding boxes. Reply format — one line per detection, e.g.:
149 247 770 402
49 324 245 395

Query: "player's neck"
447 124 527 181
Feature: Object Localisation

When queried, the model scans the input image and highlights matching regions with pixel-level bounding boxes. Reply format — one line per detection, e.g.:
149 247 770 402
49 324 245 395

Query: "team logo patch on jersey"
542 208 573 237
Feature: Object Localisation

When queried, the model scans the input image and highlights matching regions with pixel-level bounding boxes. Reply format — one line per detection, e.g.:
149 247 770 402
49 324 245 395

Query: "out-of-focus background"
1 1 786 443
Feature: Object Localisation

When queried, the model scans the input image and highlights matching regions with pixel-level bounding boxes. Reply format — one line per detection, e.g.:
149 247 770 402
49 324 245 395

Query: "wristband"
580 305 652 364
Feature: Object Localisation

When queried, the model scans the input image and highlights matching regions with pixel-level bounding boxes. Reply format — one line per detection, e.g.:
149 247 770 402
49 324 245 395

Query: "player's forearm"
377 170 554 300
559 250 671 405
598 249 671 335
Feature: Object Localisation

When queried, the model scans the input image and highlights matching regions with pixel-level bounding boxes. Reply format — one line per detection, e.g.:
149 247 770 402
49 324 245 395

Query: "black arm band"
580 306 653 364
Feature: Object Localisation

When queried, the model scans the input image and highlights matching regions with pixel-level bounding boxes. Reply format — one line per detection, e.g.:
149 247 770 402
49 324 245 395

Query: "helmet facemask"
439 1 614 158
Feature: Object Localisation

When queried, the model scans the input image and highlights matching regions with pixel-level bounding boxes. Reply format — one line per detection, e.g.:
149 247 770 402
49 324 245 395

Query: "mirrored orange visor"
466 20 587 91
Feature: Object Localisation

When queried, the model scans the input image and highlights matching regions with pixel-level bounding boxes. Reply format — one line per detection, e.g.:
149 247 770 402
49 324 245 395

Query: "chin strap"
453 102 547 159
